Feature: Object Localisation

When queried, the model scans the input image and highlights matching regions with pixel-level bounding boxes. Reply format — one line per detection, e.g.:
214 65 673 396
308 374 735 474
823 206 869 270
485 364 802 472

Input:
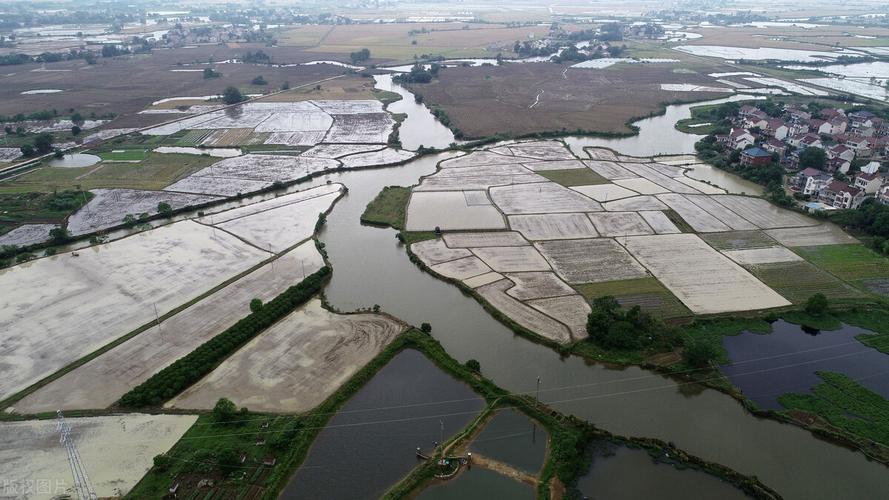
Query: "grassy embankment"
360 184 436 245
360 185 410 229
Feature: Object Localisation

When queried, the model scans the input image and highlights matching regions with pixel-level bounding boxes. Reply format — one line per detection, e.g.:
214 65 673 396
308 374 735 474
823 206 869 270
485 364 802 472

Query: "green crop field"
97 149 148 161
574 277 692 319
747 261 865 304
700 230 778 250
795 244 889 282
173 129 213 146
361 185 410 229
127 412 297 499
0 153 217 193
538 168 608 187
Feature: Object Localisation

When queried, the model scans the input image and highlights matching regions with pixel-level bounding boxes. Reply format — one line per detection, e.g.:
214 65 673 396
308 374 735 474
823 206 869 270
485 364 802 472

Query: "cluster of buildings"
716 104 889 210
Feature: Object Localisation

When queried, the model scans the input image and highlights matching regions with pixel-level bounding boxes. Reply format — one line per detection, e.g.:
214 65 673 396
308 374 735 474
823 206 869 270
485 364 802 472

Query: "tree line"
119 266 331 407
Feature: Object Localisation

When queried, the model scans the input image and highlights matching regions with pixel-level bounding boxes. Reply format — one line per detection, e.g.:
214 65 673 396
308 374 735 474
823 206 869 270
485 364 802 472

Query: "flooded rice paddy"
721 320 889 409
674 45 855 62
281 349 484 499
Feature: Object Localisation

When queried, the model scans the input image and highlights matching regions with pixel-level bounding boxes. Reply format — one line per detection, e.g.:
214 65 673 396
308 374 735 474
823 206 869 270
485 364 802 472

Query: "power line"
177 346 889 441
189 333 889 428
56 410 98 500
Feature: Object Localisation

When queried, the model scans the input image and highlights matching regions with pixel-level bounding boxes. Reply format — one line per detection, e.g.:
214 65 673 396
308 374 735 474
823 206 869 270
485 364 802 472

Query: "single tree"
152 454 172 472
157 201 173 217
222 86 245 105
350 48 371 64
19 144 34 157
799 147 827 170
465 359 481 373
251 75 267 85
420 322 432 333
70 112 85 126
212 397 238 423
250 298 263 313
804 293 829 316
49 227 70 243
683 340 718 368
71 125 81 136
33 133 54 154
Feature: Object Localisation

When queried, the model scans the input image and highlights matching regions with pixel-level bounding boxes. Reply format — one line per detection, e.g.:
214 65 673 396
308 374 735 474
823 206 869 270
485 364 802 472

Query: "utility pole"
56 410 98 500
154 303 163 340
535 376 541 408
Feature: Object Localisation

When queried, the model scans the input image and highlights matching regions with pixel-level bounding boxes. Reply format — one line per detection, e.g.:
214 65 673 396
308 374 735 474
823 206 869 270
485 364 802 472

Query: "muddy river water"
279 84 889 498
294 153 889 499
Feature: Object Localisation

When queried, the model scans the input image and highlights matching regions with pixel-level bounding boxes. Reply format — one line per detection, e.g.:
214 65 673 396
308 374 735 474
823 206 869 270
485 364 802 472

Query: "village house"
854 171 886 194
879 185 889 205
795 167 833 196
763 138 787 156
842 135 873 157
765 118 789 140
799 134 823 150
849 110 876 131
739 105 760 120
826 157 851 174
740 146 773 167
809 118 828 135
819 180 865 209
827 144 855 162
820 108 846 121
744 110 770 130
729 128 755 150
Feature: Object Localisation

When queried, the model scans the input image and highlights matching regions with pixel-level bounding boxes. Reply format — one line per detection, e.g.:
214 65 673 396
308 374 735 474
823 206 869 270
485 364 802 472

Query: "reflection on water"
281 349 484 500
468 409 547 474
577 445 749 500
722 320 889 409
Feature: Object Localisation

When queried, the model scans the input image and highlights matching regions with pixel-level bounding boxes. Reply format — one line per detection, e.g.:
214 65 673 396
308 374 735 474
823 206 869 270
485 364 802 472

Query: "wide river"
292 81 889 498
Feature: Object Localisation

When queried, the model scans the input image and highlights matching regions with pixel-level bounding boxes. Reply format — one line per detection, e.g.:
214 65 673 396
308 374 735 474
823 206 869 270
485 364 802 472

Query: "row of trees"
120 266 331 407
831 199 889 255
586 296 680 351
392 63 440 84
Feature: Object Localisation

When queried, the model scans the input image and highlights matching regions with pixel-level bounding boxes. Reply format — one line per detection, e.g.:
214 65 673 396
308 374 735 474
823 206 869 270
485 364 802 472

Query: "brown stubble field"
409 62 728 138
276 22 554 60
0 47 345 120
